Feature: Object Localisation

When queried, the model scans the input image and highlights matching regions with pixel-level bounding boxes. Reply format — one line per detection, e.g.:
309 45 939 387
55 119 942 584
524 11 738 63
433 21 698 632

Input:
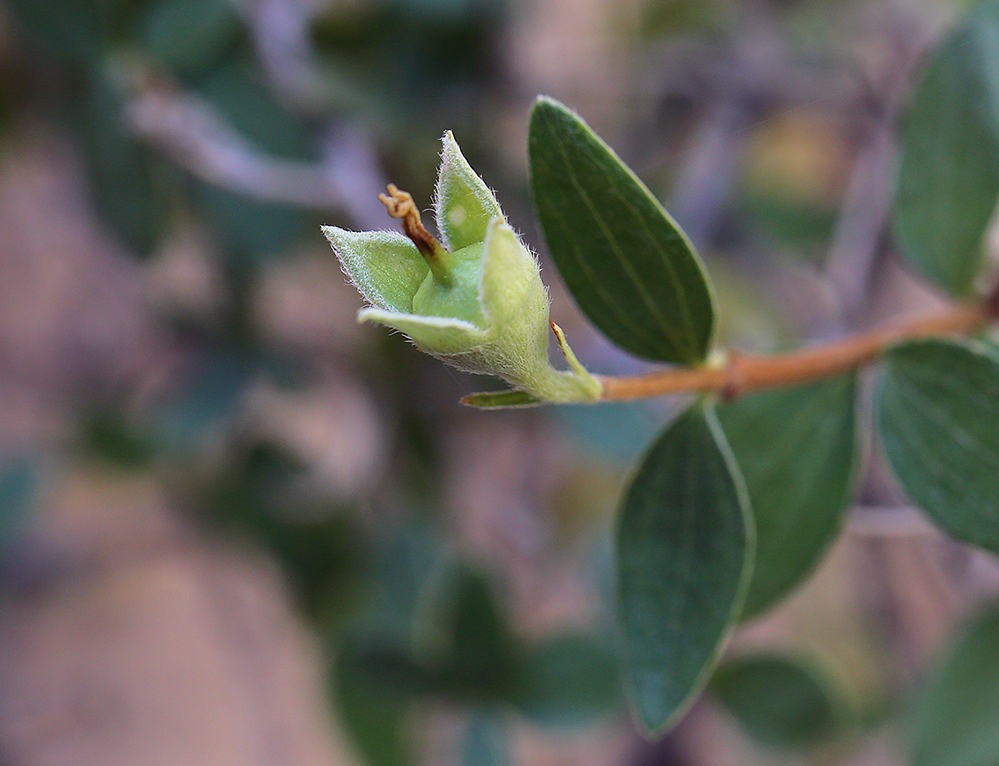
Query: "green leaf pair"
529 10 999 736
615 334 999 738
528 102 857 735
617 378 858 735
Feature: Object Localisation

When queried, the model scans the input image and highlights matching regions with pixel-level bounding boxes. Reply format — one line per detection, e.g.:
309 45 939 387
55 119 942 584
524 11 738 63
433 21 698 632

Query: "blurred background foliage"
0 0 997 764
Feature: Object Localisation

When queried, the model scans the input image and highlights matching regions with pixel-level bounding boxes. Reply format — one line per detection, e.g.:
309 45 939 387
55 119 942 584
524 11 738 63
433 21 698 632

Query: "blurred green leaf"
79 408 158 469
639 0 723 37
513 634 620 727
194 182 309 260
910 602 999 766
324 527 449 766
460 715 509 766
431 567 518 700
203 442 372 622
373 524 445 627
156 352 253 448
268 513 372 624
893 0 999 297
617 403 753 736
76 74 169 256
336 564 521 725
740 194 838 256
529 97 716 364
717 375 857 621
335 636 414 766
712 654 839 749
141 0 243 79
878 338 999 553
4 0 105 64
352 642 438 697
390 0 505 23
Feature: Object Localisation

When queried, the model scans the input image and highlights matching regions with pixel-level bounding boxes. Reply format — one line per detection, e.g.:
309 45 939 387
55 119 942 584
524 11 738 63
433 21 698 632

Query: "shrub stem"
598 298 997 401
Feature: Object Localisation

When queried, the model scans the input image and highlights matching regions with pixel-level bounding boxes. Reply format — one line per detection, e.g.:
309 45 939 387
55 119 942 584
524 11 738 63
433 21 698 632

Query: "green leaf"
717 375 857 621
529 97 715 365
154 353 252 449
892 0 999 297
352 643 439 697
712 654 839 749
386 566 519 704
878 338 999 553
910 602 999 766
617 403 753 736
373 524 445 628
513 634 620 727
461 390 541 408
80 409 158 469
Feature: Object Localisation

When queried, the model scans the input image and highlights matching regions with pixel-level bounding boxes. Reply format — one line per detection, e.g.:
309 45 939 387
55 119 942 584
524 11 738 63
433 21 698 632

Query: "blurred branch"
848 506 939 538
650 32 866 255
824 12 932 326
240 0 329 113
126 83 343 210
126 80 389 229
233 0 395 229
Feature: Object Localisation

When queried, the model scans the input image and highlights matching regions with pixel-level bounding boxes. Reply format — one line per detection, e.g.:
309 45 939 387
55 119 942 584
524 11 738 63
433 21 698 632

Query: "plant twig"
597 299 995 401
126 83 345 209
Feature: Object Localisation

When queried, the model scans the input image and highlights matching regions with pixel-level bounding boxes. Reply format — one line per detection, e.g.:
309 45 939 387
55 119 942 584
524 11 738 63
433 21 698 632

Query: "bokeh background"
0 0 997 764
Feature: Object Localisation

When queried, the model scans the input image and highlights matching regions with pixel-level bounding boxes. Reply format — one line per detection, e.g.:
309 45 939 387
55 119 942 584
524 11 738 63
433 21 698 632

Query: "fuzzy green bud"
322 132 601 406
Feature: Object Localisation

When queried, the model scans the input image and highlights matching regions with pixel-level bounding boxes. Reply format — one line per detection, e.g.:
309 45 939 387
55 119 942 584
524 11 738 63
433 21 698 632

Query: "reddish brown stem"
597 300 995 402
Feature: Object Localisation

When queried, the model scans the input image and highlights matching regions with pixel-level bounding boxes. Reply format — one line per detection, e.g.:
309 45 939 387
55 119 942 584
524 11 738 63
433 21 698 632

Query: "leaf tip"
320 224 344 245
531 94 575 121
438 129 459 162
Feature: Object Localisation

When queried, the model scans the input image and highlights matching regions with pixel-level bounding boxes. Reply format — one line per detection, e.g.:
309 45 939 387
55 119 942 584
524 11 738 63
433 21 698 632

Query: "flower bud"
323 132 601 406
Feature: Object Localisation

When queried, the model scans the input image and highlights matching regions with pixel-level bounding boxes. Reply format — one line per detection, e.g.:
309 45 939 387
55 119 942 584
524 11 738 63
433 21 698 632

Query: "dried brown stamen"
379 184 446 260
